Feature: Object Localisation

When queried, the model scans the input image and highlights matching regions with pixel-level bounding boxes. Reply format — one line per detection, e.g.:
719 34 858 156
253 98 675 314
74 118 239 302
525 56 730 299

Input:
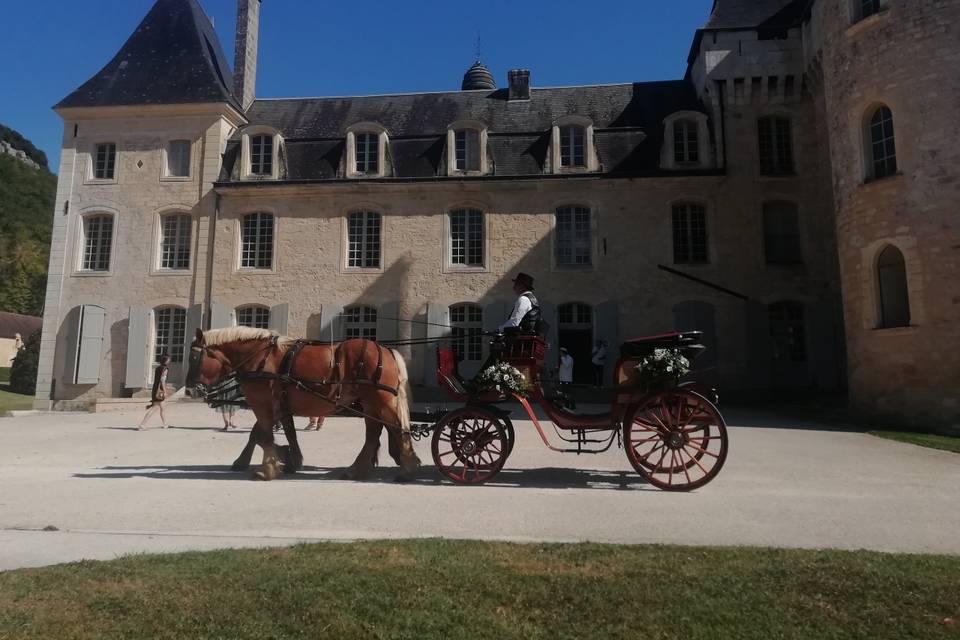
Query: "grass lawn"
0 540 957 639
0 387 32 416
870 430 960 454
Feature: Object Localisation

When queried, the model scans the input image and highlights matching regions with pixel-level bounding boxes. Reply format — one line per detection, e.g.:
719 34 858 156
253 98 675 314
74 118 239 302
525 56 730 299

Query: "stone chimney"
233 0 261 111
507 69 530 101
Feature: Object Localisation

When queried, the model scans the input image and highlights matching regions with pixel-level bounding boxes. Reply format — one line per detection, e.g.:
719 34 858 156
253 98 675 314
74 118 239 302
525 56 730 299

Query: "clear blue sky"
0 0 714 174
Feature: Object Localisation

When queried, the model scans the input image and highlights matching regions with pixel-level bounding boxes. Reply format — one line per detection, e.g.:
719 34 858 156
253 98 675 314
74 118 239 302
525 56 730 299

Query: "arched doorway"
557 302 593 385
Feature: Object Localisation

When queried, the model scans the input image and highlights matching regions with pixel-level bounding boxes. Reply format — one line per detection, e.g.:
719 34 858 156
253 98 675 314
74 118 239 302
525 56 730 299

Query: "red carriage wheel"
431 406 512 485
623 389 728 491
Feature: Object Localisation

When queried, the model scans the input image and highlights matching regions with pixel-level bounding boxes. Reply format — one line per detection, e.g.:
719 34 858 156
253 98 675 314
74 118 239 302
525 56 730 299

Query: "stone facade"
34 0 958 430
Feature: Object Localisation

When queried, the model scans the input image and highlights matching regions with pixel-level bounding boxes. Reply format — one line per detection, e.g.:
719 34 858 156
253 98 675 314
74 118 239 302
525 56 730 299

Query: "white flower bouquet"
475 362 529 396
634 348 690 387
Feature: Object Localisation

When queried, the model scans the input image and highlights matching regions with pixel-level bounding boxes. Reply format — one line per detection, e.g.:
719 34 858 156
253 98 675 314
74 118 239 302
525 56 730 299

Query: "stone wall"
817 0 960 429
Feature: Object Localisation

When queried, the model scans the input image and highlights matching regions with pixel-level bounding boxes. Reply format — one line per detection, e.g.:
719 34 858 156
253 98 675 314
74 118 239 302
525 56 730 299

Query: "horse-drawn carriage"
418 331 728 491
187 327 728 491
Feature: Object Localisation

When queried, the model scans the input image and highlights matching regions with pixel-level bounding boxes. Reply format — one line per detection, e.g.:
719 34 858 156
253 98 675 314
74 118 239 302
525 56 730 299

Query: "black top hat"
512 272 535 290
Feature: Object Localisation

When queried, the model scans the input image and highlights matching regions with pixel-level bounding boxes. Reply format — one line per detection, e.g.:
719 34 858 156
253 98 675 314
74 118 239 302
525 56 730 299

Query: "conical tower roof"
56 0 238 110
461 61 496 91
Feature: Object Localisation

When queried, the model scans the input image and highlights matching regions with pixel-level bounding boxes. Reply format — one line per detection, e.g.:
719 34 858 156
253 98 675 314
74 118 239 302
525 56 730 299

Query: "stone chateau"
35 0 958 429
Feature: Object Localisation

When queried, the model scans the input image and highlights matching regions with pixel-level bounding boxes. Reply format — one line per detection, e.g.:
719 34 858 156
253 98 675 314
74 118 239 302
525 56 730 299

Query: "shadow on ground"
74 464 655 490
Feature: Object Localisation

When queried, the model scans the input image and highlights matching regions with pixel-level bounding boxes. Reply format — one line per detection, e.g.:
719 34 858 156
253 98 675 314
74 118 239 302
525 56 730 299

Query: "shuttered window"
236 306 270 329
344 306 377 340
154 307 186 363
450 304 483 362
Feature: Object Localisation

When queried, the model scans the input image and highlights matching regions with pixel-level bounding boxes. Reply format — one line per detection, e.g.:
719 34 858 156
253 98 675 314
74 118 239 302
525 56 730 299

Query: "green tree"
10 329 40 395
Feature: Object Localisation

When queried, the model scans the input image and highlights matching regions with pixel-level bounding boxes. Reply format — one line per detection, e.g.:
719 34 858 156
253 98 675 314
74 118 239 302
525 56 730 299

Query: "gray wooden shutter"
540 301 558 382
424 303 451 387
320 304 344 342
62 306 82 385
269 303 289 335
209 303 234 329
75 305 106 384
377 301 399 343
595 301 619 386
125 305 151 388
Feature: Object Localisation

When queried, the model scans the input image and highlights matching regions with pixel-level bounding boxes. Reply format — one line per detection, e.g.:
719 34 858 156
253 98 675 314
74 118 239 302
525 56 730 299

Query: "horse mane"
203 327 296 347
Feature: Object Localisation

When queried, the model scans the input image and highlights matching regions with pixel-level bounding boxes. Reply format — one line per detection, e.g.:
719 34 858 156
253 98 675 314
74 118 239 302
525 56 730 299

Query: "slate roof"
56 0 238 110
703 0 805 30
219 81 710 182
0 312 41 340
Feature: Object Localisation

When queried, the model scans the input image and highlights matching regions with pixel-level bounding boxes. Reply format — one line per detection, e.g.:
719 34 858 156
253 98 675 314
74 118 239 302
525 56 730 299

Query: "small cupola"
461 61 496 91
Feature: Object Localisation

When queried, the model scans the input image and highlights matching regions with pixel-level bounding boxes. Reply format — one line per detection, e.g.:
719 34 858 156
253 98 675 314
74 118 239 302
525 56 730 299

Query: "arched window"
877 245 910 328
236 305 270 329
344 305 378 340
450 304 483 362
868 106 897 180
80 214 114 272
555 206 592 266
347 211 381 268
672 203 709 264
154 306 186 364
673 119 700 164
448 208 485 267
159 214 192 270
354 132 379 174
240 213 274 269
758 116 794 175
763 202 802 264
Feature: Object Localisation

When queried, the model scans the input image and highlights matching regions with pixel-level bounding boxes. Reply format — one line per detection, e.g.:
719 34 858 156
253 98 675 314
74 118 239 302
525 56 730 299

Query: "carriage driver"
498 272 541 334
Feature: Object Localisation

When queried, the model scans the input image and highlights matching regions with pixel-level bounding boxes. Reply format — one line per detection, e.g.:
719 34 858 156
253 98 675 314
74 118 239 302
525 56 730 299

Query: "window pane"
348 211 381 268
560 125 586 167
450 304 483 361
155 307 186 363
95 144 116 180
160 215 192 269
556 206 592 266
449 209 484 267
241 213 273 269
672 204 708 264
236 306 270 329
758 117 793 175
356 133 379 173
83 215 113 271
763 203 802 264
166 140 191 177
251 135 273 175
344 306 377 340
870 107 897 180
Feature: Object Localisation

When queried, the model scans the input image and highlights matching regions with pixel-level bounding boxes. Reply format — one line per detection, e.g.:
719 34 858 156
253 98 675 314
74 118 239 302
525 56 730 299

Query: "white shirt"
558 353 574 383
498 292 533 331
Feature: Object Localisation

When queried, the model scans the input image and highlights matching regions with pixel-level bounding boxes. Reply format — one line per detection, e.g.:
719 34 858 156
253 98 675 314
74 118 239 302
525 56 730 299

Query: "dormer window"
355 132 379 174
251 134 273 176
674 120 699 163
662 112 710 170
446 121 488 176
559 125 585 167
346 124 390 178
551 117 598 174
241 127 282 180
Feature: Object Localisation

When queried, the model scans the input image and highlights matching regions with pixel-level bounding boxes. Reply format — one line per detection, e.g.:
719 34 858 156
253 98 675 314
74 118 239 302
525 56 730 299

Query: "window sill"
241 174 279 182
443 265 489 275
341 266 385 275
862 172 903 188
160 175 193 183
555 166 593 175
872 325 916 335
235 267 278 276
83 177 118 186
846 7 890 37
72 270 112 277
150 268 193 277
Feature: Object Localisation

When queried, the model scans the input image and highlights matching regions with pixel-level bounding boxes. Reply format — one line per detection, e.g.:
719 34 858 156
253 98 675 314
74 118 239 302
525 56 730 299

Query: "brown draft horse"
185 327 420 481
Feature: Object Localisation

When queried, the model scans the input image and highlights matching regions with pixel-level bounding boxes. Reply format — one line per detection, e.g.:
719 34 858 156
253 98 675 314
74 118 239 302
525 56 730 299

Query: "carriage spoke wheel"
431 407 510 485
624 389 728 491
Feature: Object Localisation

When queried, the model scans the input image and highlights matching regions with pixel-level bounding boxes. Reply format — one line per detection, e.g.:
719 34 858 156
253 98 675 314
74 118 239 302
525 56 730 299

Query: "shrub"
10 329 40 395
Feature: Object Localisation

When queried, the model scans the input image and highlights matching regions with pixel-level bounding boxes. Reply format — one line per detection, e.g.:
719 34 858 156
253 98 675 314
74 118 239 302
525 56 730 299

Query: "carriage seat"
620 331 705 360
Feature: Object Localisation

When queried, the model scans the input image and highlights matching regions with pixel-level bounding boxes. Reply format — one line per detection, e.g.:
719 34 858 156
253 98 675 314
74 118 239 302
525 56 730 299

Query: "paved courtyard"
0 400 958 570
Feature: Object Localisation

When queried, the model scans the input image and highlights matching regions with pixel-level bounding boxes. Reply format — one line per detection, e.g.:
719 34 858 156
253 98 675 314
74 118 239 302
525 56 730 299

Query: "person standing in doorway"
591 340 607 389
139 354 171 430
558 347 574 389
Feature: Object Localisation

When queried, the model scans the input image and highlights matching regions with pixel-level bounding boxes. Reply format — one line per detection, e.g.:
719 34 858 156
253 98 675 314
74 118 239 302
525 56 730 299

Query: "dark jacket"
150 365 168 403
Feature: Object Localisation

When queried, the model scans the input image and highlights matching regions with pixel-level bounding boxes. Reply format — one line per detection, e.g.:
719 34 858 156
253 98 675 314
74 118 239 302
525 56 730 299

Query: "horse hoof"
252 471 268 481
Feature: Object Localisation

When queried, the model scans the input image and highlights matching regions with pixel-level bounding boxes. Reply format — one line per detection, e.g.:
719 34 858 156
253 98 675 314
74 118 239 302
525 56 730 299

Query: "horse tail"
390 348 412 432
